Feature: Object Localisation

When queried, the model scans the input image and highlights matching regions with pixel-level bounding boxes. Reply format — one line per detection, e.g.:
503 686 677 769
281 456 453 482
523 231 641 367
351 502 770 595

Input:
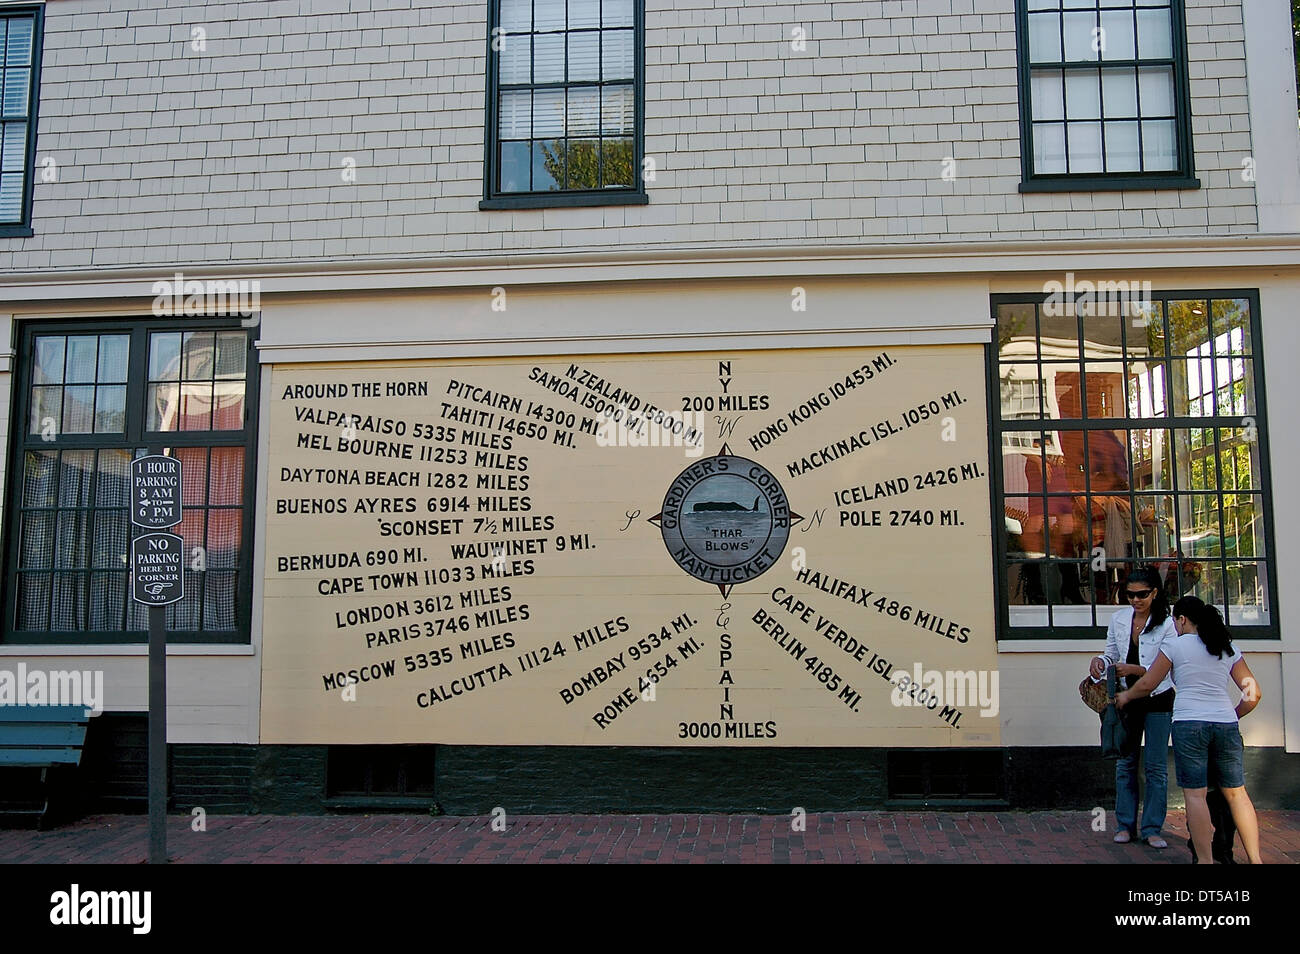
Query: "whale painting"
677 476 771 569
692 496 760 513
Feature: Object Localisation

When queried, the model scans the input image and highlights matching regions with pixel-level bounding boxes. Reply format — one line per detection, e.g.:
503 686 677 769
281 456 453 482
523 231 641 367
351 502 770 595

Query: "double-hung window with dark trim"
989 291 1277 639
0 4 43 236
1015 0 1198 191
3 319 260 645
481 0 646 209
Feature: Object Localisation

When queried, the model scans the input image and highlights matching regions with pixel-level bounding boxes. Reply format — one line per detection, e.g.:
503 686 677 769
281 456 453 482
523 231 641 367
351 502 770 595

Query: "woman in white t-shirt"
1117 596 1263 864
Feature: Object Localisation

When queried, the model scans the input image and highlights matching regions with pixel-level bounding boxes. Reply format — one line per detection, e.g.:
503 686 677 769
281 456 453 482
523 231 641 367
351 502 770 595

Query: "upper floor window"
1015 0 1198 192
0 5 42 235
481 0 646 209
991 292 1276 638
3 319 260 644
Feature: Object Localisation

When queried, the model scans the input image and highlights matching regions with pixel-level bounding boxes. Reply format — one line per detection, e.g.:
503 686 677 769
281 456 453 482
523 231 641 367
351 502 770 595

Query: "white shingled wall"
10 0 1257 271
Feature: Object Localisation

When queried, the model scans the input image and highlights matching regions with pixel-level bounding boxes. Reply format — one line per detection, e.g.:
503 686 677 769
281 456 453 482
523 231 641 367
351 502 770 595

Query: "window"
481 0 646 209
326 746 436 805
1015 0 1198 191
887 751 1006 805
1003 378 1045 420
0 5 42 235
990 292 1277 637
4 320 260 644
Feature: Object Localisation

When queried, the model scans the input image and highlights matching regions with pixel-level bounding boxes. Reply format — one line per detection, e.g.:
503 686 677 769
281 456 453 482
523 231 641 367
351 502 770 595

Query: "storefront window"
992 293 1274 635
4 320 258 644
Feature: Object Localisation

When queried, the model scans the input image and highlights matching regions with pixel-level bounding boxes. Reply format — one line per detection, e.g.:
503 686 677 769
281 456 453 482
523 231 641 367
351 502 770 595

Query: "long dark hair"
1172 596 1236 659
1127 568 1168 633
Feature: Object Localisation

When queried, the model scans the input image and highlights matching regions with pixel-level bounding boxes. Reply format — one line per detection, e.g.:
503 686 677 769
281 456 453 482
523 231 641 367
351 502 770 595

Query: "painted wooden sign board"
259 346 1000 747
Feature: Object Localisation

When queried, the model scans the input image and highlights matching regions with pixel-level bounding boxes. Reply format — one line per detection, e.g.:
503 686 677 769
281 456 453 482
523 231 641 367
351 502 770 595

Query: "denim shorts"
1171 720 1245 789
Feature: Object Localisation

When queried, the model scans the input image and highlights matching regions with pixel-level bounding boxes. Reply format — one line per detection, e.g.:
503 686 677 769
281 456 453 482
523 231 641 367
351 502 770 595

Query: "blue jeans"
1172 720 1245 789
1115 708 1171 839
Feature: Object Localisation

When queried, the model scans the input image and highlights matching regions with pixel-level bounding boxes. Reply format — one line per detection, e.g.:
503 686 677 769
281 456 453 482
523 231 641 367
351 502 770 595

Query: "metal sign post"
131 453 184 864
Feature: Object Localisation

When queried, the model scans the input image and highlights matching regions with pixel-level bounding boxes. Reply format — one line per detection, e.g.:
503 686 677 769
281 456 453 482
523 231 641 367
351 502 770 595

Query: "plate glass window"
1019 0 1192 185
993 294 1274 636
490 0 640 200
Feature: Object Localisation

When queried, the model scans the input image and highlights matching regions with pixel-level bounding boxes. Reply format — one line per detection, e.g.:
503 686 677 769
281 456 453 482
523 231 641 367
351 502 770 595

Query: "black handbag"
1100 665 1129 759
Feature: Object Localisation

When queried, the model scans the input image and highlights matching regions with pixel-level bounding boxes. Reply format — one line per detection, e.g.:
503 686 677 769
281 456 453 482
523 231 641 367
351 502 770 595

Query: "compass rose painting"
649 448 801 596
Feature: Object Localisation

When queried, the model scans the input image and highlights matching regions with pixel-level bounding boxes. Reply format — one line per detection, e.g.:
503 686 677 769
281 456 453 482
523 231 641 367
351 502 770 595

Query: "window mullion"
1058 9 1069 175
597 24 604 188
81 448 97 634
127 325 148 446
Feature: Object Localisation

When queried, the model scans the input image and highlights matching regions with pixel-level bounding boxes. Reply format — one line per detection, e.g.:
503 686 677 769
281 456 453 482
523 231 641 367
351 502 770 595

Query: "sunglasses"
1126 589 1155 600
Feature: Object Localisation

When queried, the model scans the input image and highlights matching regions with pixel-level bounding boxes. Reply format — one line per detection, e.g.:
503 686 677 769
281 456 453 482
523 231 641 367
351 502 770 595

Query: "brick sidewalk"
3 810 1298 863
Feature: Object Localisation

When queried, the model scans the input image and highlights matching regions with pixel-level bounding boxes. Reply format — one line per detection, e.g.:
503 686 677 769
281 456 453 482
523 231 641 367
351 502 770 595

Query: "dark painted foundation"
72 714 1300 816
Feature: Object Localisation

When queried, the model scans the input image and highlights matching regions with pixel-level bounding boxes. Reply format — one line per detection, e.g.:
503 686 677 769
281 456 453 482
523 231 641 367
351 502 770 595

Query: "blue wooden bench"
0 705 92 828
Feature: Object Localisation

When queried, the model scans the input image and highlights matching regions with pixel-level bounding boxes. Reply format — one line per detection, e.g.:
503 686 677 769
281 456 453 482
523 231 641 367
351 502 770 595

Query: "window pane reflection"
1174 427 1218 491
999 371 1043 419
1038 306 1079 360
1217 427 1259 491
1128 304 1165 360
1126 362 1167 417
1043 364 1083 419
997 302 1036 361
1211 299 1251 354
1222 562 1268 625
1081 310 1123 357
1129 427 1174 491
1082 364 1125 418
1167 300 1209 355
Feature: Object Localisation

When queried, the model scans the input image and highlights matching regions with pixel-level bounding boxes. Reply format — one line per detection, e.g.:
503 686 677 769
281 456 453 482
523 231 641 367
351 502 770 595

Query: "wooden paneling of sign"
259 346 1000 745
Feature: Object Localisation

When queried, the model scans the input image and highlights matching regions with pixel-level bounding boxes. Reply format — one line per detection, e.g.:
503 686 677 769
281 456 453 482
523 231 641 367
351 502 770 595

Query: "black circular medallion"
659 453 792 588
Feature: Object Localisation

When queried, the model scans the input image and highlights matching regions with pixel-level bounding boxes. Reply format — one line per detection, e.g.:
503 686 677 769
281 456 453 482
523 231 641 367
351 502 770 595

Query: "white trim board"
5 237 1300 302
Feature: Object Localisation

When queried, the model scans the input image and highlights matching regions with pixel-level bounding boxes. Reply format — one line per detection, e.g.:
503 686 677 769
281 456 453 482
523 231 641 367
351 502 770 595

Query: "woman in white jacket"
1089 568 1177 848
